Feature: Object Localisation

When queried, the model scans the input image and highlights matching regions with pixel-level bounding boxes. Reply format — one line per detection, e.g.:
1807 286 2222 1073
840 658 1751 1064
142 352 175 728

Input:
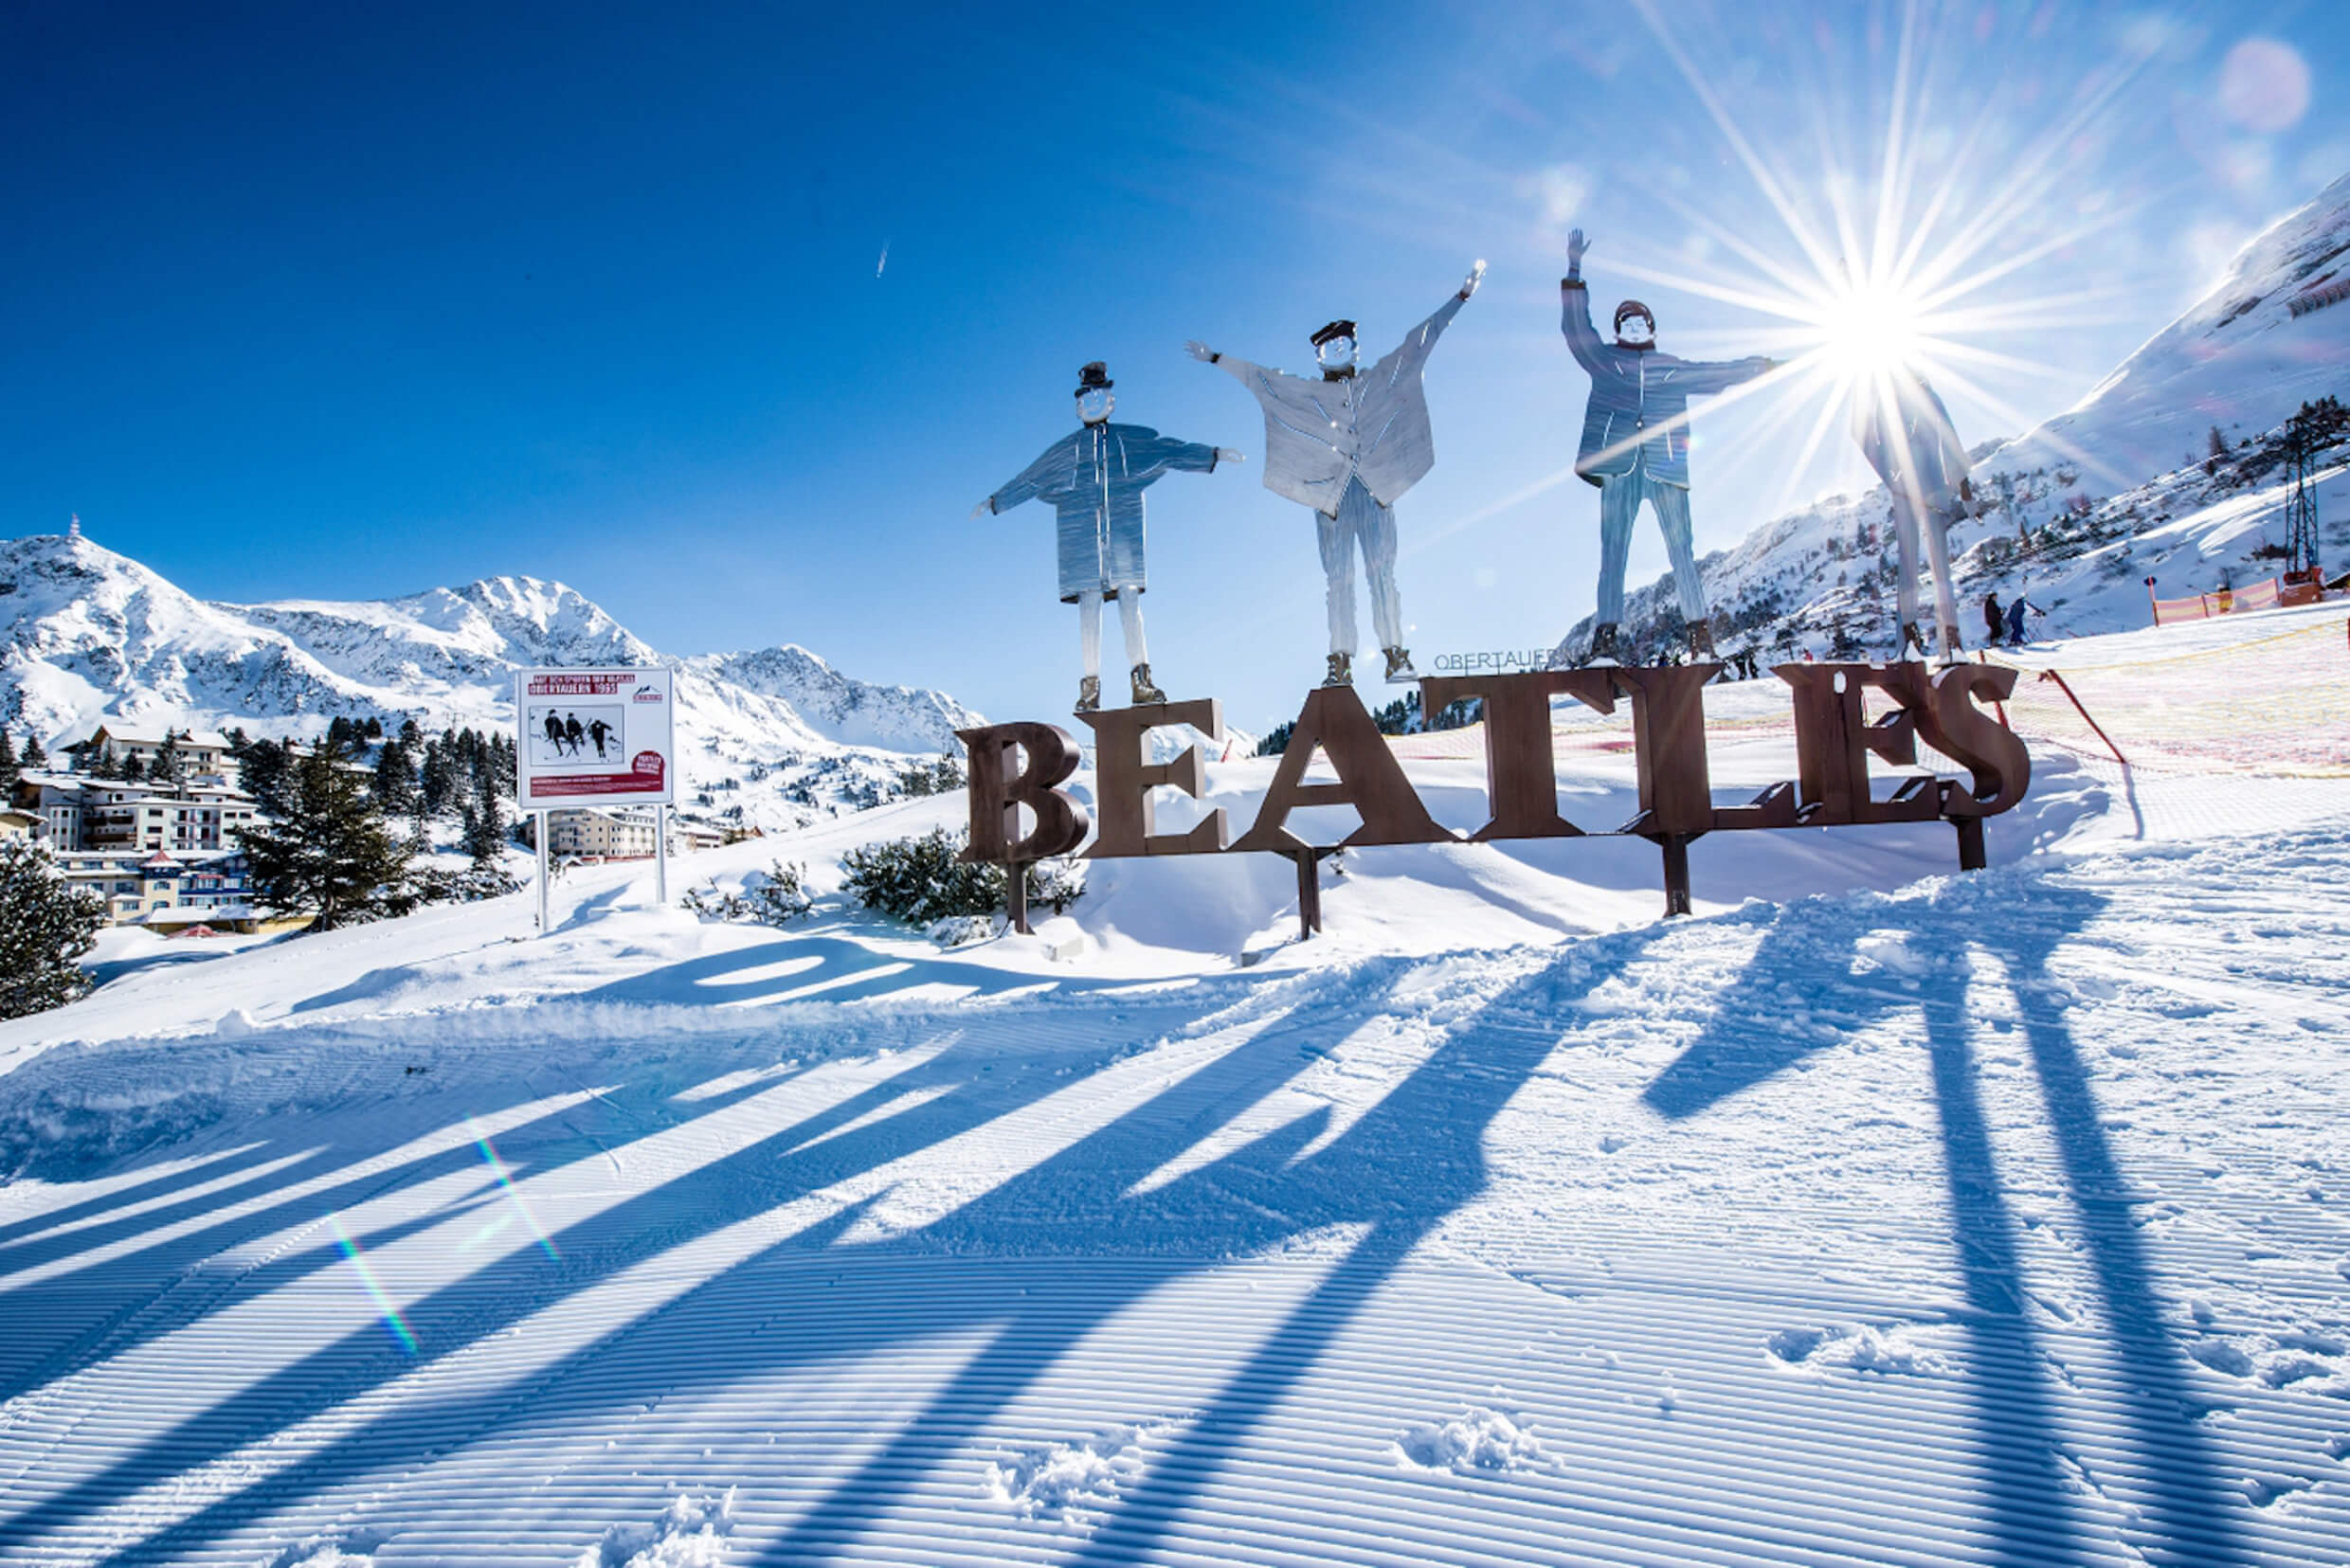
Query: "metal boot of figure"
1383 645 1418 683
1323 652 1353 688
1075 675 1102 714
1900 621 1928 660
1686 618 1717 660
1936 623 1966 667
1584 622 1621 666
1130 662 1166 705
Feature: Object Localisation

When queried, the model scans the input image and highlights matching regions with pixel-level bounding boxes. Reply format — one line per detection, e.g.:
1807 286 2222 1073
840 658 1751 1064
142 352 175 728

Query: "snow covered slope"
1999 170 2350 483
0 531 981 827
1 609 2345 1568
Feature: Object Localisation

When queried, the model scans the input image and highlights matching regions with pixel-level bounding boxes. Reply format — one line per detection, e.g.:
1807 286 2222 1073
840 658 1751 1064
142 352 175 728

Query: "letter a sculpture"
1562 228 1774 663
1852 368 1976 662
1189 261 1484 688
977 362 1241 713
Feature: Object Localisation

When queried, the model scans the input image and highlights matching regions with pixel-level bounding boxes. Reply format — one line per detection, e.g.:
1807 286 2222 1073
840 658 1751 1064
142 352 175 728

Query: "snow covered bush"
839 826 1082 926
682 861 815 926
0 838 105 1019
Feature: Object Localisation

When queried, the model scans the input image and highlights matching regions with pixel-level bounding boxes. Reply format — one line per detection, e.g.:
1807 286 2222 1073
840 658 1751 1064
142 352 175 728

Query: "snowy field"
4 610 2350 1566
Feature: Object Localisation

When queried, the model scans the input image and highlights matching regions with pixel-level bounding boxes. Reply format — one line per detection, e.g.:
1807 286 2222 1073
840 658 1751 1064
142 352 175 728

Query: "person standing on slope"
1562 228 1776 663
976 361 1240 713
1188 261 1485 688
1851 368 1977 661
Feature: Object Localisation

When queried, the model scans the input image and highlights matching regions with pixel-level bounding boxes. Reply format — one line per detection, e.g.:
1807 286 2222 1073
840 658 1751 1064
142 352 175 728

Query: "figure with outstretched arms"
1189 260 1484 687
976 361 1239 712
1563 228 1775 662
1852 368 1975 660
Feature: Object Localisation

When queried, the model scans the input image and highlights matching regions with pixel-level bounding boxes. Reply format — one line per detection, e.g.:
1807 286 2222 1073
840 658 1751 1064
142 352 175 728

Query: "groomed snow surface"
5 608 2350 1566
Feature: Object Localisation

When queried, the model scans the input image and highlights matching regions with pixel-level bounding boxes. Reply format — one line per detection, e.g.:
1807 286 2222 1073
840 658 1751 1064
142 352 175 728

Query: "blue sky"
5 1 2345 730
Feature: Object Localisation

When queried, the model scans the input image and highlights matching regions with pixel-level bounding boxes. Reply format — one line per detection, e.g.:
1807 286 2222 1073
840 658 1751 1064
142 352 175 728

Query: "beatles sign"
958 661 2029 934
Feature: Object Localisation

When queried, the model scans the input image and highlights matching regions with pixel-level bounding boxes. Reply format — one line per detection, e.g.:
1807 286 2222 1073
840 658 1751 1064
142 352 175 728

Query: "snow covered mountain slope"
1999 170 2350 483
0 531 981 827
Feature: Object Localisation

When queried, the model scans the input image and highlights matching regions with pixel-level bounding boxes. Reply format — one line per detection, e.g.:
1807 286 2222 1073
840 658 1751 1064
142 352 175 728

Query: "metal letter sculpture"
1561 229 1775 663
962 661 2030 940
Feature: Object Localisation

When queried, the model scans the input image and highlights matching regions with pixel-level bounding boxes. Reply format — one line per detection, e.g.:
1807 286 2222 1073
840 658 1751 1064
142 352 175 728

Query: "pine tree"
463 769 508 865
237 738 294 817
149 730 185 788
0 732 18 792
420 740 461 817
235 739 410 932
22 734 47 769
119 753 146 783
0 838 106 1019
371 737 420 817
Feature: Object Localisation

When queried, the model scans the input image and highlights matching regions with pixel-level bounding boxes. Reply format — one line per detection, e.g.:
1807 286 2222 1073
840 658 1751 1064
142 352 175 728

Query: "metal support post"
1954 815 1987 873
1658 834 1694 918
535 810 551 934
1292 849 1324 940
655 804 669 904
1006 860 1031 935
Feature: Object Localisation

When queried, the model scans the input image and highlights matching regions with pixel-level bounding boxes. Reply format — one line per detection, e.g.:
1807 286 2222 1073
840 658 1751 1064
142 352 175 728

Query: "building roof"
87 724 233 750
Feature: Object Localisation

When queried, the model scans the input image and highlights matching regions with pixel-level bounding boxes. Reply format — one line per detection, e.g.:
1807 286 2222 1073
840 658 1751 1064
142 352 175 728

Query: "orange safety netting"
1984 620 2350 778
2149 575 2323 625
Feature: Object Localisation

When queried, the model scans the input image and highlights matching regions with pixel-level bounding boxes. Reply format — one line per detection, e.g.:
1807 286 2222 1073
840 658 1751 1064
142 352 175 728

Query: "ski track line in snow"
4 832 2350 1563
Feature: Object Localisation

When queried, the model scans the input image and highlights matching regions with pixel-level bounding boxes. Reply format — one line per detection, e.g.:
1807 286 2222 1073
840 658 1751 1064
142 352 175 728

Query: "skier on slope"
1851 368 1977 662
976 361 1239 713
1562 228 1777 664
1188 261 1484 688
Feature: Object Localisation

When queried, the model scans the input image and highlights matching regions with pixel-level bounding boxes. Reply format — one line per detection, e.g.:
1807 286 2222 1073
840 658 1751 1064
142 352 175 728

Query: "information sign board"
515 667 675 809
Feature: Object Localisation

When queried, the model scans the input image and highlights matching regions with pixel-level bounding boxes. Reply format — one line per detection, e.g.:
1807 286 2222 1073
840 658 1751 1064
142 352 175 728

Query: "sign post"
516 666 678 926
535 810 551 932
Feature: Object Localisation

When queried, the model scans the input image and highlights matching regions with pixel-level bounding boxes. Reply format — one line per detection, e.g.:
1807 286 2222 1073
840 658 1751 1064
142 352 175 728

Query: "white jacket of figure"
1212 293 1464 517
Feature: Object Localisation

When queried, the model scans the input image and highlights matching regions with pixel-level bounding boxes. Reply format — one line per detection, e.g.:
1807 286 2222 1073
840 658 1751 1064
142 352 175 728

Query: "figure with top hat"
976 362 1241 712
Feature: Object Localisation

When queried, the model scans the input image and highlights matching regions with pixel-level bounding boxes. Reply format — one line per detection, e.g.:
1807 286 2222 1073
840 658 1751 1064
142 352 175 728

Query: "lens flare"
330 1211 418 1356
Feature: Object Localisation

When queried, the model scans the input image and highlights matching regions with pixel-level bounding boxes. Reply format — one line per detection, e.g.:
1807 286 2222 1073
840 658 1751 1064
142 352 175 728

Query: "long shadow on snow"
1643 874 2247 1568
126 938 1651 1567
0 983 1170 1561
0 1055 798 1403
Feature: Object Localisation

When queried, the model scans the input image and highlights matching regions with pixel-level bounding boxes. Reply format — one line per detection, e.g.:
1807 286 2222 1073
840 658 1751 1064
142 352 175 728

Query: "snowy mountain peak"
0 531 984 831
1998 169 2350 481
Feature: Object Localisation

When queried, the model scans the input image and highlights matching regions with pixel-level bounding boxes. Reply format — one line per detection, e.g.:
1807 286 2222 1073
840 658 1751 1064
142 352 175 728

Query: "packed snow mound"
0 531 983 828
1998 169 2350 482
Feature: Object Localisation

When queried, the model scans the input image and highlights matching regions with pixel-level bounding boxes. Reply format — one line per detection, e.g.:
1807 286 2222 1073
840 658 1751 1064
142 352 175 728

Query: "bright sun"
1818 284 1927 381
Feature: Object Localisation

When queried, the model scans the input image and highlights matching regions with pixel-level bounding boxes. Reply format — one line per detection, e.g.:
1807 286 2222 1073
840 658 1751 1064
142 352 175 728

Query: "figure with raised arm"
1189 261 1484 687
1562 228 1775 663
976 362 1240 712
1852 368 1975 661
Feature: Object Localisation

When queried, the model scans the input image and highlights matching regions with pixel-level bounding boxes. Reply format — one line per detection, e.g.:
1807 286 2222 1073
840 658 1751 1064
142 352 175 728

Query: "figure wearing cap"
975 362 1241 712
1188 261 1485 687
1562 228 1777 663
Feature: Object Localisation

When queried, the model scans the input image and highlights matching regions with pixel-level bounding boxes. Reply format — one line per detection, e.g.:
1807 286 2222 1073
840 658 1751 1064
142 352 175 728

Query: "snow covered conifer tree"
0 838 105 1019
0 732 17 791
235 737 409 933
22 734 46 770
